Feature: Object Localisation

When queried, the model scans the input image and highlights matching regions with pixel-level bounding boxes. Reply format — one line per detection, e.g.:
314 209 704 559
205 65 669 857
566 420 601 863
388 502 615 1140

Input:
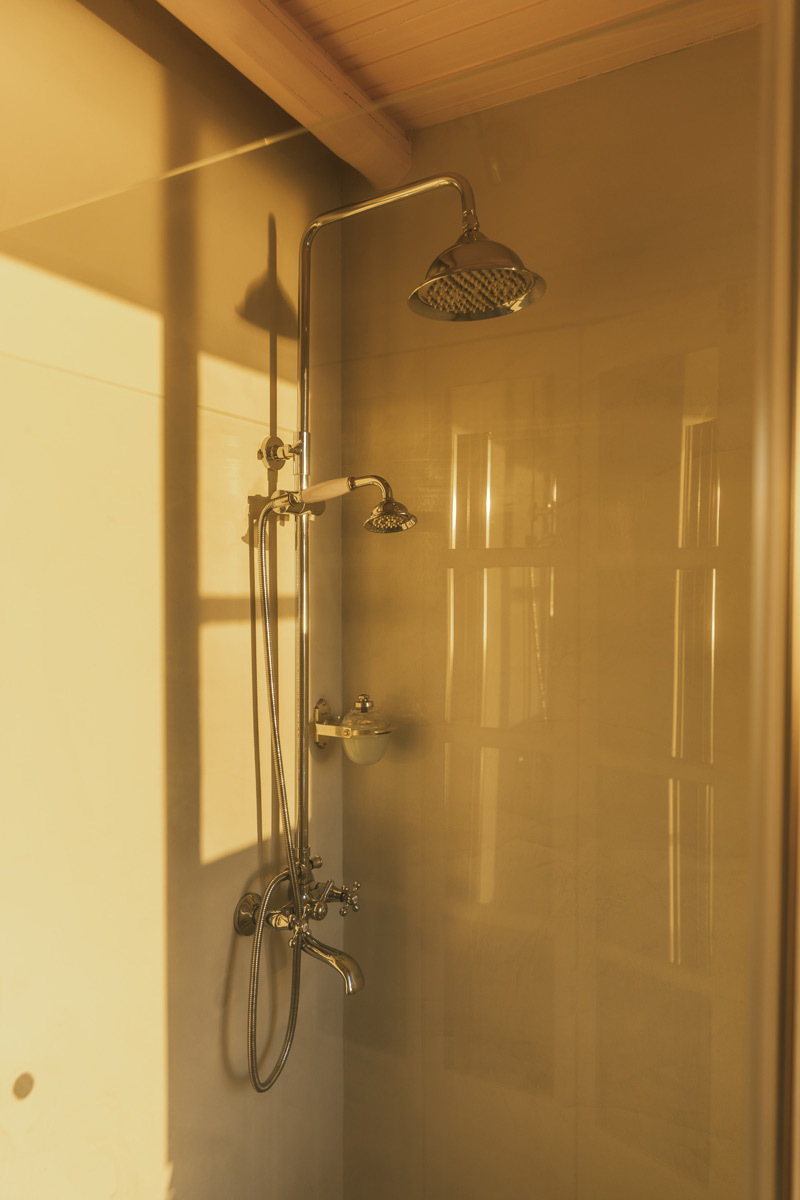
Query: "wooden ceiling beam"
154 0 411 187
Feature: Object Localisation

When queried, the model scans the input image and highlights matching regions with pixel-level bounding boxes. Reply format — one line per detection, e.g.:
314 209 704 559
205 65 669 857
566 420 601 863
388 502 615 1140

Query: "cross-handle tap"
332 881 360 916
307 877 361 917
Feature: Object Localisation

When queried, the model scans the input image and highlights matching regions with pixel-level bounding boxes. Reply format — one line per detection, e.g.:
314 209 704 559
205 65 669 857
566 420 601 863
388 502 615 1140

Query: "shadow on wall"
162 138 295 1132
237 217 297 340
161 85 312 1196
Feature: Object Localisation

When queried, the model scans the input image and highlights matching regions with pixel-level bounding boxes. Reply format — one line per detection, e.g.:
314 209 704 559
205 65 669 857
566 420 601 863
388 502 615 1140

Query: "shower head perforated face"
408 230 545 321
363 497 418 533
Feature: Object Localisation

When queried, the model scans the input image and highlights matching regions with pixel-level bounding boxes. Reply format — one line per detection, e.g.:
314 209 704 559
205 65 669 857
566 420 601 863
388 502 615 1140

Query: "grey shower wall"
340 28 758 1200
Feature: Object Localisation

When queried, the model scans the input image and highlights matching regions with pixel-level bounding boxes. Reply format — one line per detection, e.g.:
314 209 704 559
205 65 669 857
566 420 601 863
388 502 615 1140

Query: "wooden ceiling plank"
317 0 472 39
357 0 757 76
384 3 760 127
282 0 409 31
329 8 570 71
318 0 674 63
154 0 411 185
344 0 760 101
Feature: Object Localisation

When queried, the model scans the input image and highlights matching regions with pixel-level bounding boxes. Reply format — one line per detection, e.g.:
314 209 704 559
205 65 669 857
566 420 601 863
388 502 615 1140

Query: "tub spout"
300 931 365 995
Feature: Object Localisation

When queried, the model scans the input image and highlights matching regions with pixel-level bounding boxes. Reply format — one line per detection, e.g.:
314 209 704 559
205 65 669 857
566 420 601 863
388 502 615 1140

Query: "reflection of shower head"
297 474 417 532
408 230 545 321
364 496 417 534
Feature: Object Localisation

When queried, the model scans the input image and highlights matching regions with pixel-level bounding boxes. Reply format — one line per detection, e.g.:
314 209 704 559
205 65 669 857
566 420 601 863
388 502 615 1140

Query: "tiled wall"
340 30 758 1200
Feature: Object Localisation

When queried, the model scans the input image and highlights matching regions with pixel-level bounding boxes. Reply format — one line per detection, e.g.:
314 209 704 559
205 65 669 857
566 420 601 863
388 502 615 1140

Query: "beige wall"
0 3 345 1197
340 30 758 1200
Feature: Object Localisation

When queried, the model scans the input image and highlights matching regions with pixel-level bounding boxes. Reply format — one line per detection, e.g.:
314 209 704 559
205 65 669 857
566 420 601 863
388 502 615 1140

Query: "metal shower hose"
246 505 303 1091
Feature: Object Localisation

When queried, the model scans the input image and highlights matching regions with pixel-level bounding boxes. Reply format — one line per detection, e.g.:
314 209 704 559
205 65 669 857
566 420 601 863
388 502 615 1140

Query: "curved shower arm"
302 173 478 245
297 173 479 457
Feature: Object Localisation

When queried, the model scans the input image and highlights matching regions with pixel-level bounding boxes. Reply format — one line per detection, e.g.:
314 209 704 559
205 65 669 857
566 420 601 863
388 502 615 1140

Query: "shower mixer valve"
234 864 361 934
234 859 365 1001
305 876 360 919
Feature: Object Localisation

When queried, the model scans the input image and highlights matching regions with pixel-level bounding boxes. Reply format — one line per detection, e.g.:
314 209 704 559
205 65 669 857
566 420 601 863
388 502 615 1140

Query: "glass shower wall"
340 28 759 1200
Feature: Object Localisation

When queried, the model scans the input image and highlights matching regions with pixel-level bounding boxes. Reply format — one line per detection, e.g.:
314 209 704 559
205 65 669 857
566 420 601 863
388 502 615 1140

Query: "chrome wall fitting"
313 697 338 747
234 890 297 935
233 892 262 936
258 434 303 470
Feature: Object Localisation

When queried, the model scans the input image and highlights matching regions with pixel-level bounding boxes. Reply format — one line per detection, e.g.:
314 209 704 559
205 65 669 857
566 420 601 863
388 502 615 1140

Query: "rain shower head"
408 229 545 321
363 496 417 534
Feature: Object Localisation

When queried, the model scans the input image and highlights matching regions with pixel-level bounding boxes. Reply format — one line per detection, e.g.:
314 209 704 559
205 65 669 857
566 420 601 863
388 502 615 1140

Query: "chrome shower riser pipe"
296 511 310 866
294 174 478 854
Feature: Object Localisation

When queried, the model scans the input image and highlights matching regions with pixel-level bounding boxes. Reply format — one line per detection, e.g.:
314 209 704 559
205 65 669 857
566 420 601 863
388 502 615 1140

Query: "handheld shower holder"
267 490 326 518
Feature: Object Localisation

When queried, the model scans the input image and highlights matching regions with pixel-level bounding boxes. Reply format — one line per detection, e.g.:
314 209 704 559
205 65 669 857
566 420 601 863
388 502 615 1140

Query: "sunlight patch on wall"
197 350 297 865
0 252 162 392
0 257 167 1198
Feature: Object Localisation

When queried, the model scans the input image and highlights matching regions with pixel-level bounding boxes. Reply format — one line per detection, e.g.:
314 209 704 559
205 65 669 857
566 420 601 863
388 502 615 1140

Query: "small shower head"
408 229 545 321
294 473 418 533
363 496 417 534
